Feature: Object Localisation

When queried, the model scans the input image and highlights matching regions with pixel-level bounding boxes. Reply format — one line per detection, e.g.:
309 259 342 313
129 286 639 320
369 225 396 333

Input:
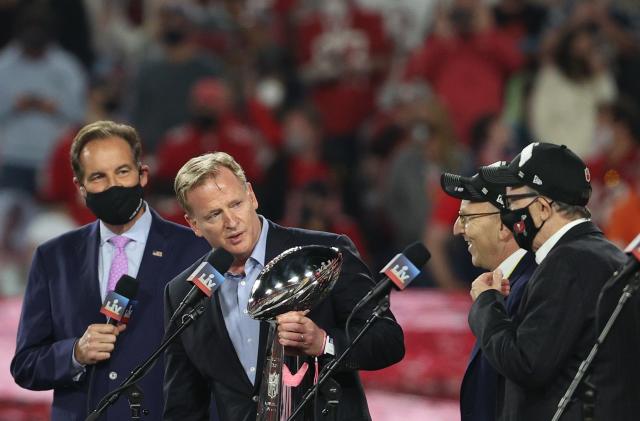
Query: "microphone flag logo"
380 254 419 290
100 291 130 321
187 261 225 297
121 300 138 324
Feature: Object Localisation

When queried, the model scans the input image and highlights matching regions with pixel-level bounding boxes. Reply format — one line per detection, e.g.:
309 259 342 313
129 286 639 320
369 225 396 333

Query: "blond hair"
174 152 247 214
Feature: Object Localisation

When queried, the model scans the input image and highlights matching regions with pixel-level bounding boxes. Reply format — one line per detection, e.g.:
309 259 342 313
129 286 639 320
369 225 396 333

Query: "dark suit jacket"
11 209 210 421
460 251 536 421
163 220 405 421
469 221 628 421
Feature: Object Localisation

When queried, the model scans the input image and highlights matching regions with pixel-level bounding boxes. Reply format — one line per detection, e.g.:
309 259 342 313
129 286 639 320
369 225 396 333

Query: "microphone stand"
85 300 208 421
551 271 640 421
286 295 391 421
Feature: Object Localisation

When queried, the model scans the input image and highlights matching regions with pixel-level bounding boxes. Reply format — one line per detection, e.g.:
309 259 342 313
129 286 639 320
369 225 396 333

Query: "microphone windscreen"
114 274 139 300
402 242 431 269
207 247 234 274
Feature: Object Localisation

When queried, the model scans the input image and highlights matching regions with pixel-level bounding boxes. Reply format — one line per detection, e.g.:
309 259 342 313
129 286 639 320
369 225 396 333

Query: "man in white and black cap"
468 142 639 420
441 169 536 421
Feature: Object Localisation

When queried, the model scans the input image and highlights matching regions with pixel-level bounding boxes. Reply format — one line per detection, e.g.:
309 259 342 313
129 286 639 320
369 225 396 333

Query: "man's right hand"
74 324 126 365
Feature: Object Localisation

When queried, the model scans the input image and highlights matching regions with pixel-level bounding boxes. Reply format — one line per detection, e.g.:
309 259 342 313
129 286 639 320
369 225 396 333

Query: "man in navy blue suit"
10 120 210 421
441 167 536 421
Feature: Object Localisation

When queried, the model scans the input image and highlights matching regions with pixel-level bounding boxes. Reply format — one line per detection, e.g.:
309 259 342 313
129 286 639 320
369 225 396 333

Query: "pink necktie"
107 236 131 292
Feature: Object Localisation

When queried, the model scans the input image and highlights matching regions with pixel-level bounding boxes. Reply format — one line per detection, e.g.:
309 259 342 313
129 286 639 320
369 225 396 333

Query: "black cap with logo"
478 142 592 206
440 165 508 210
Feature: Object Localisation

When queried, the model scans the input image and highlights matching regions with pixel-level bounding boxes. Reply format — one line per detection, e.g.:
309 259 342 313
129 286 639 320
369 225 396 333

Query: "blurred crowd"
1 0 639 295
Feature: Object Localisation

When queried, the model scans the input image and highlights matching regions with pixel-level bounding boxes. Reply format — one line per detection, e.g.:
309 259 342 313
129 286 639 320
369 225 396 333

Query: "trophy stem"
256 321 284 421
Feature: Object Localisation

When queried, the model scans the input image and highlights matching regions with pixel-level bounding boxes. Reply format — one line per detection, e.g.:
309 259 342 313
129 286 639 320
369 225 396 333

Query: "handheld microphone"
100 275 139 325
358 242 430 309
170 247 234 324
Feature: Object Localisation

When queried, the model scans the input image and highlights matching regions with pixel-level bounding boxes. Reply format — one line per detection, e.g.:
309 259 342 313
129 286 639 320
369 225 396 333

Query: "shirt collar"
497 248 528 279
99 202 152 245
247 215 269 268
535 218 589 264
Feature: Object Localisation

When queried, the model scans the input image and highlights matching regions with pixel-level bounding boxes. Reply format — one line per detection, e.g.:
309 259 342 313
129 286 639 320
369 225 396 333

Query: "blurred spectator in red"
155 77 269 187
129 1 223 154
492 0 549 57
295 0 392 168
153 77 272 223
259 105 330 223
406 0 524 144
587 97 640 224
530 22 617 158
38 132 93 226
281 180 369 262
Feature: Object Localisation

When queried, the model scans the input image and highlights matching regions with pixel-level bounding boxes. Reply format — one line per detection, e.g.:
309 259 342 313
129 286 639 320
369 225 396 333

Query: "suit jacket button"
252 395 259 403
109 371 118 380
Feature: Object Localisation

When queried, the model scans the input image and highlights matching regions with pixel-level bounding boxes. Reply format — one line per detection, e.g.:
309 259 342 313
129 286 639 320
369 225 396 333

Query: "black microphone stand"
286 295 390 421
551 271 640 421
85 300 208 421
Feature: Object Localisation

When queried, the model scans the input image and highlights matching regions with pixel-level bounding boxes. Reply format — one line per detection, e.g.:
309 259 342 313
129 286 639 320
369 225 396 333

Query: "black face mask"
19 27 49 53
192 113 218 130
500 199 548 252
162 29 186 46
85 184 144 225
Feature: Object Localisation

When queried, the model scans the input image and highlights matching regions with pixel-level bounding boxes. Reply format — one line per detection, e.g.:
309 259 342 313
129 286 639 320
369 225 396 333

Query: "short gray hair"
174 152 247 214
523 186 591 220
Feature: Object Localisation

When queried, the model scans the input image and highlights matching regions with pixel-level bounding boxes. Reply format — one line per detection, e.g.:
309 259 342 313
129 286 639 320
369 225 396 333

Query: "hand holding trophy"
247 245 342 421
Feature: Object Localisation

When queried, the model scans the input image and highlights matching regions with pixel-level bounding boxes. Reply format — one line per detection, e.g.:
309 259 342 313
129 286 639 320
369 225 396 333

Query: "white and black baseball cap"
479 143 592 206
441 166 508 210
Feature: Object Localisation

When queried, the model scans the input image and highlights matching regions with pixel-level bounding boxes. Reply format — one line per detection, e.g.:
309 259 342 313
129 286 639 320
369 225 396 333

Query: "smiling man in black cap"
441 168 536 421
468 142 638 420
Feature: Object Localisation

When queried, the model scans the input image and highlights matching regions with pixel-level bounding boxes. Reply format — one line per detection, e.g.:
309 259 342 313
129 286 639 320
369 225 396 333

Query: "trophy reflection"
247 245 342 421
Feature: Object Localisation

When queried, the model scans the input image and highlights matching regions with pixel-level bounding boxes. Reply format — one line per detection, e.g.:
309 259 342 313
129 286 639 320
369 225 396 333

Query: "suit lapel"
209 289 255 391
77 222 103 323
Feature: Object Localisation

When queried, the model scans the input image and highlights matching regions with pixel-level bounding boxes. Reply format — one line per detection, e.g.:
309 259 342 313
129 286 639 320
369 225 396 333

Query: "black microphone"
88 275 139 415
359 242 431 308
169 247 234 324
100 275 139 325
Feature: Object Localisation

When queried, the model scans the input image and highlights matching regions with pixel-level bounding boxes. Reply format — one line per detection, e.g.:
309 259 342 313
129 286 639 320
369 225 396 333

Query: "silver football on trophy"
247 245 342 321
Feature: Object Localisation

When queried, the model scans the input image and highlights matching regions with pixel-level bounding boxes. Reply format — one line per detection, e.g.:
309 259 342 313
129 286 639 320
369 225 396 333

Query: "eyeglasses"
503 193 539 208
457 211 501 226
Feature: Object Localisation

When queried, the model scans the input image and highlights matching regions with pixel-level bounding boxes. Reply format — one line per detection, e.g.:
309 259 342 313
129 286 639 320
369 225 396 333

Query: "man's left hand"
470 269 506 301
276 311 325 357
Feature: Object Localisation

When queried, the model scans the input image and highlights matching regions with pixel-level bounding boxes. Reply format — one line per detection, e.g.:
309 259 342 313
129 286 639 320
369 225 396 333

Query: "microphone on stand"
354 242 430 313
168 247 234 325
